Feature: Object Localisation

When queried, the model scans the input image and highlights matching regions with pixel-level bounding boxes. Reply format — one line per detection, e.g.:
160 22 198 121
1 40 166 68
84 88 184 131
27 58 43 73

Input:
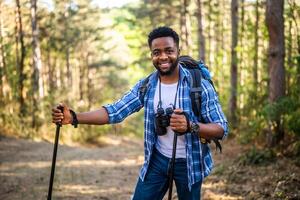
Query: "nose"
159 52 168 60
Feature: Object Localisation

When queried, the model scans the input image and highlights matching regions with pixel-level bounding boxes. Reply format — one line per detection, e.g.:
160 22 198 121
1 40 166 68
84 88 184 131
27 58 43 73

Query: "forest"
0 0 300 199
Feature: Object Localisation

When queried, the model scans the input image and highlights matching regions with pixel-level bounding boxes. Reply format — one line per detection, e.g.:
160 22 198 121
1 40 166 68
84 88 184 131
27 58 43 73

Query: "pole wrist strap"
70 109 78 128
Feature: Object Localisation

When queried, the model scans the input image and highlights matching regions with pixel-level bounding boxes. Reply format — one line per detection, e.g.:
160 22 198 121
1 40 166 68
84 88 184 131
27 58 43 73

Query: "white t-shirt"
154 81 186 158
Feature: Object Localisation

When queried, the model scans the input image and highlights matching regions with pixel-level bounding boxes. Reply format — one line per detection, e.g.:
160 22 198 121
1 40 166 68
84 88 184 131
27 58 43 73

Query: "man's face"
150 37 180 76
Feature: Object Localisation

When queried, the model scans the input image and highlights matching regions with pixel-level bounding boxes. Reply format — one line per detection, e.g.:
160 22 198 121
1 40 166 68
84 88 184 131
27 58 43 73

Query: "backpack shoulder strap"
187 68 202 120
138 73 152 104
179 56 203 120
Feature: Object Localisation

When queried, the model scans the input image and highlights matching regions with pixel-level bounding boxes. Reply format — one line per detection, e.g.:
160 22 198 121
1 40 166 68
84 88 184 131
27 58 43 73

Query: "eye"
166 49 174 54
152 51 160 57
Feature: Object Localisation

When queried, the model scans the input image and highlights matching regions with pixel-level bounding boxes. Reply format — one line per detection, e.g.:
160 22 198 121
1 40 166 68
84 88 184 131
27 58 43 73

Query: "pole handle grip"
56 106 64 127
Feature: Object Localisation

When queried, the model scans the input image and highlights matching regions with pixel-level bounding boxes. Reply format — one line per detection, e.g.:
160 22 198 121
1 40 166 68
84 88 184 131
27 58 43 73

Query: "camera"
155 106 174 136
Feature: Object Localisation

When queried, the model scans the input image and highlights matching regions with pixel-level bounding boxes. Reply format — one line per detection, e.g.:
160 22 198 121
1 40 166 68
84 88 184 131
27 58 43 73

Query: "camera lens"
165 107 173 115
157 107 164 115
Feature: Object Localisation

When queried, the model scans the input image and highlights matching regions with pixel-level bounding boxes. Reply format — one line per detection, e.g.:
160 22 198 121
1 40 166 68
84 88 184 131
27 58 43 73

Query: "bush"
262 96 300 137
238 146 276 166
286 109 300 137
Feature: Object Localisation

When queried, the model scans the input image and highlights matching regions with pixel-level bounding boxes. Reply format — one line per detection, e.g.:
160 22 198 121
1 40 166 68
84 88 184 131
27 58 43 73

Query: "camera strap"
158 75 180 110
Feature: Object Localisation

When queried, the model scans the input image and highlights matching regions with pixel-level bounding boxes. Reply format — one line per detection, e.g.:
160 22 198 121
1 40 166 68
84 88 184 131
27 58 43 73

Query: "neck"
159 66 179 84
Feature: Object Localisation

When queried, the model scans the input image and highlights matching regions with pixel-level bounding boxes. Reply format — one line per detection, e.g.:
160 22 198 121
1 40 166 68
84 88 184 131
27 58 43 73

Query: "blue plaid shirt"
104 66 228 189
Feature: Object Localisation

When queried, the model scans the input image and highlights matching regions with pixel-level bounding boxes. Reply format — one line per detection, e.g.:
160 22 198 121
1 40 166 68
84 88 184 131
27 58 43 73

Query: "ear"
178 48 181 56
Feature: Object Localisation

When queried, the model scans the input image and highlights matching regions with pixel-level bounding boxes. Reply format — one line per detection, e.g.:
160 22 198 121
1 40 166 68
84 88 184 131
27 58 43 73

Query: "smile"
159 63 171 68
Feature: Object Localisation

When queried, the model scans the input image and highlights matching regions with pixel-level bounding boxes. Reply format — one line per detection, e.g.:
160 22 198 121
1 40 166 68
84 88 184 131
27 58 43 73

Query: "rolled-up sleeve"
201 79 229 138
103 80 144 124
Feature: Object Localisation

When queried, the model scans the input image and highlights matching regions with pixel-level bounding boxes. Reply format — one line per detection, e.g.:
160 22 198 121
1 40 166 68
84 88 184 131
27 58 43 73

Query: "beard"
154 58 179 76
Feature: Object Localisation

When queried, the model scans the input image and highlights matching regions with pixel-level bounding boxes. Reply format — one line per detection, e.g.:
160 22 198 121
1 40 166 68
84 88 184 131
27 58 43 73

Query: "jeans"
132 148 201 200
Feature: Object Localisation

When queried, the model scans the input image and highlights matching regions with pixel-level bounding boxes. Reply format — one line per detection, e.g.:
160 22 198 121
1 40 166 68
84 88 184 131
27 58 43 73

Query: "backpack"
139 55 222 152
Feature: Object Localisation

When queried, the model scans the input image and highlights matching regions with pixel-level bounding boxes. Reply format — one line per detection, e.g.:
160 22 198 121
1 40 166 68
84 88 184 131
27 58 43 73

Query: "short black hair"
148 26 179 48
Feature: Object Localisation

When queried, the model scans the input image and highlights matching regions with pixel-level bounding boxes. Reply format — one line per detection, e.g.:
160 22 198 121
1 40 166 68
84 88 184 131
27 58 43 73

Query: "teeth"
160 63 169 66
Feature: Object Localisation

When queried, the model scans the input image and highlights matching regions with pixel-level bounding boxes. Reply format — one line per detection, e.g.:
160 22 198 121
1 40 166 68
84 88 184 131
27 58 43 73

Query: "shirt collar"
179 64 190 83
148 64 190 87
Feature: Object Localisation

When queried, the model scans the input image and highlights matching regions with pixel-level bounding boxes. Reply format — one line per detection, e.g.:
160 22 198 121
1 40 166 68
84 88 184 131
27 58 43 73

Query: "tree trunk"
253 0 259 92
180 0 191 55
86 53 92 110
239 0 245 114
30 0 43 129
15 0 26 117
47 45 55 94
265 0 285 147
31 0 43 98
79 49 86 101
214 0 220 89
0 2 5 101
196 0 205 61
289 1 300 92
229 0 238 128
286 12 292 95
207 0 212 67
297 37 300 95
66 47 72 87
218 0 226 93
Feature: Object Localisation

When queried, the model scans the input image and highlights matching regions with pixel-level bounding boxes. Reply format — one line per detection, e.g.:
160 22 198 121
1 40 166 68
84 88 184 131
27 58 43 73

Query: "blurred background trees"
0 0 299 156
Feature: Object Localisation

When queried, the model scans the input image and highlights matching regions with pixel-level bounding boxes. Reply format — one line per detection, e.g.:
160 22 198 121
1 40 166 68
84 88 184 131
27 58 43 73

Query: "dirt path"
0 135 144 200
1 135 299 200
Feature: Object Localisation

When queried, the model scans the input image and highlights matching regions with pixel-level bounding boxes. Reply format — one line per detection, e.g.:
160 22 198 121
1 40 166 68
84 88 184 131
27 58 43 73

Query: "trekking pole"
47 107 63 200
167 132 178 200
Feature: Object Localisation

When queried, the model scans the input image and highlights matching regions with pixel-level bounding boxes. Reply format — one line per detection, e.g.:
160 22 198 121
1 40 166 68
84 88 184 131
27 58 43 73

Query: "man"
52 26 228 200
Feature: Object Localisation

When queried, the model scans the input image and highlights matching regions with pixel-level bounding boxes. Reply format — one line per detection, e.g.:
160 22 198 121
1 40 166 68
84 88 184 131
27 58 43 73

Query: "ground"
0 134 299 200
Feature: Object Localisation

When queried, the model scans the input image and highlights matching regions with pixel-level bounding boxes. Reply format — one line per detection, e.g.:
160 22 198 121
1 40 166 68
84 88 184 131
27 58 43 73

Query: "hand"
170 108 188 134
52 103 72 125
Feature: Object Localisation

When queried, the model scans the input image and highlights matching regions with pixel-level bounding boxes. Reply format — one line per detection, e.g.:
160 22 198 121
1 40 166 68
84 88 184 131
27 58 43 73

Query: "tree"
265 0 285 147
15 0 26 117
196 0 205 61
180 0 192 55
229 0 238 128
0 1 5 102
30 0 43 128
253 0 260 92
206 0 212 67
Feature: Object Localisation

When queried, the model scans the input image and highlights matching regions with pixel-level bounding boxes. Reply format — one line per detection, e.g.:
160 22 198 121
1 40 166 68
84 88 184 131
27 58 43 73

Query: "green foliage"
73 125 113 144
262 97 300 137
238 146 276 166
122 110 145 138
236 87 268 144
262 97 295 121
239 90 300 145
286 109 300 136
213 164 225 175
0 112 30 137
